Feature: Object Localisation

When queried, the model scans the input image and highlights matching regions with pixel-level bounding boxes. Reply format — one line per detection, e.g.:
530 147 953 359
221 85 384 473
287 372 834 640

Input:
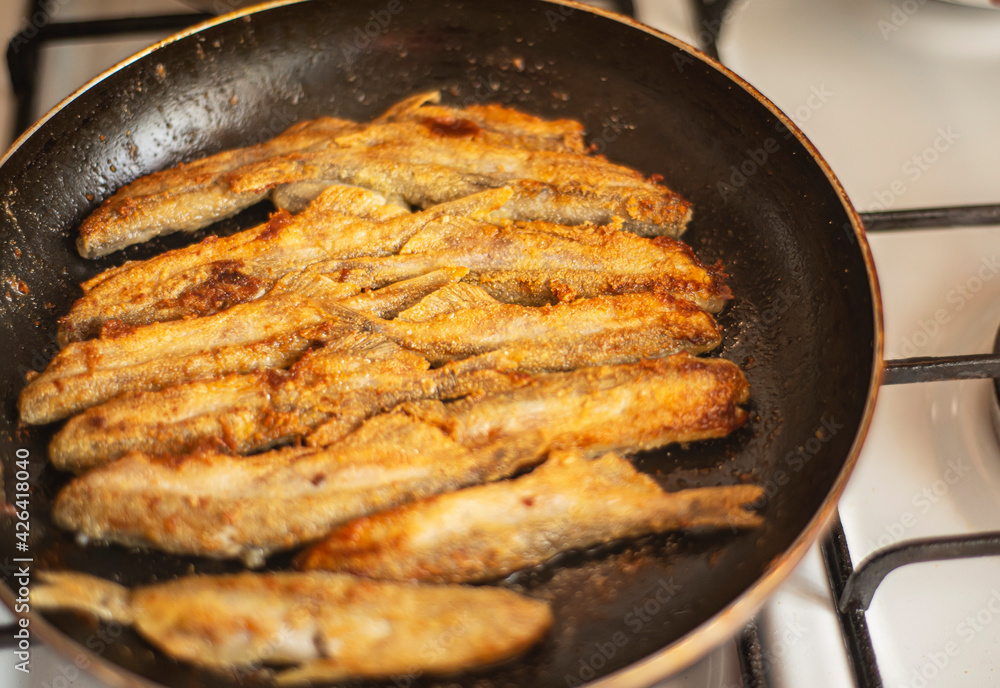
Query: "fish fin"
309 300 376 331
397 216 481 254
422 186 515 221
374 90 441 122
269 269 361 301
273 181 410 214
32 572 134 625
313 331 405 358
342 267 469 318
396 282 499 322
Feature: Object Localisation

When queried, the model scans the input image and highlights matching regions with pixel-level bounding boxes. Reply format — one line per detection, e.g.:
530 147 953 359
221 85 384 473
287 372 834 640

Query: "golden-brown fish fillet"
227 135 691 237
75 90 588 258
49 334 523 472
53 355 747 560
64 182 717 343
21 269 463 424
309 353 749 450
31 571 553 684
308 214 730 312
297 451 764 582
47 293 724 468
354 285 722 368
53 415 549 562
76 116 364 258
61 185 509 342
27 278 716 426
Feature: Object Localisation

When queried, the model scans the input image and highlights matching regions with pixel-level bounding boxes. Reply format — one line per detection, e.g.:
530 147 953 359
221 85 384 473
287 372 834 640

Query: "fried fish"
74 90 588 258
53 415 549 562
63 183 719 343
61 185 509 342
297 451 764 583
312 353 749 450
26 280 718 425
76 115 363 258
342 284 722 369
48 334 522 472
31 571 553 684
21 269 463 424
226 136 690 238
53 355 748 560
310 213 730 312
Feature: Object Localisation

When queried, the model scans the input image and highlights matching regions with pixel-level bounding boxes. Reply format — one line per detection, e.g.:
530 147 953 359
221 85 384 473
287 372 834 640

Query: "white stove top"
719 1 1000 687
3 1 1000 686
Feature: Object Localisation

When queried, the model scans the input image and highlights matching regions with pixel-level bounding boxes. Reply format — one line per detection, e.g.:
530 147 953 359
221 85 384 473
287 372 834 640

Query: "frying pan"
0 1 881 686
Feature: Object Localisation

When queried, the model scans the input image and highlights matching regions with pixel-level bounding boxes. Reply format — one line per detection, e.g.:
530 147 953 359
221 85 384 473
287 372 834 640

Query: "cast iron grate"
808 208 1000 688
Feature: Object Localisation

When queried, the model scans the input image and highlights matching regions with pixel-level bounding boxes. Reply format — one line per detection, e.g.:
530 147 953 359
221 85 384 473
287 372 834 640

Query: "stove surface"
721 1 1000 686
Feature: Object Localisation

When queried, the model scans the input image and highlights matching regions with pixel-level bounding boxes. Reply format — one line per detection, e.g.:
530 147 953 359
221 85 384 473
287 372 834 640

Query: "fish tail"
32 572 135 625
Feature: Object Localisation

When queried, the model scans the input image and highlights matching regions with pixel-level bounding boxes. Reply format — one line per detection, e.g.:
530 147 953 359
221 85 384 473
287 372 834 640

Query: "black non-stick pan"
0 1 881 686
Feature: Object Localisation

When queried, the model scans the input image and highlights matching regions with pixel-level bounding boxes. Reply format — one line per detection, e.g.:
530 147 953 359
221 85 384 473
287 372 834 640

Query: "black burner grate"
812 210 1000 688
6 0 210 142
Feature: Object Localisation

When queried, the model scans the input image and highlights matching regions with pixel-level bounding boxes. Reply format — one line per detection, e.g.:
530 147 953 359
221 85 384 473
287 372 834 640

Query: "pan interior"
0 2 876 687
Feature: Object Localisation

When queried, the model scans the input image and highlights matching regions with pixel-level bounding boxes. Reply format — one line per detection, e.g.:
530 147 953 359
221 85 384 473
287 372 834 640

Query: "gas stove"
2 1 1000 687
719 2 1000 686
